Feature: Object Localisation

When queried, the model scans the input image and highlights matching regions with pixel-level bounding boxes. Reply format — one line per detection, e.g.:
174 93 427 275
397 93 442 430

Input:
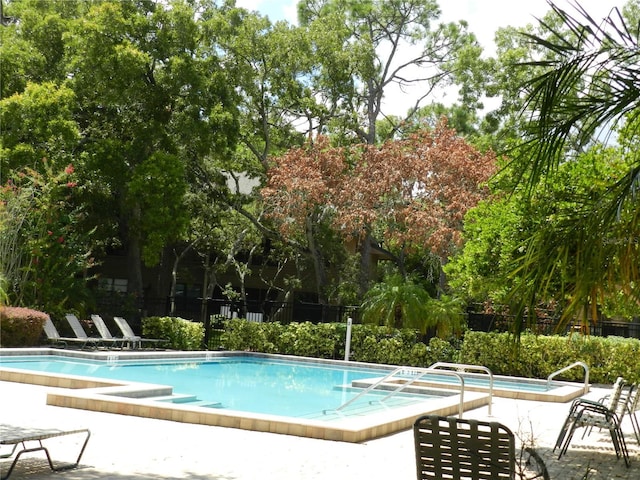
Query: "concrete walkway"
0 380 638 479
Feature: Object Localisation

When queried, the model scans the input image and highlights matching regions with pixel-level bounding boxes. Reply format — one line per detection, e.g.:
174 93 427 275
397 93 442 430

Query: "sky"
235 0 628 114
237 0 627 52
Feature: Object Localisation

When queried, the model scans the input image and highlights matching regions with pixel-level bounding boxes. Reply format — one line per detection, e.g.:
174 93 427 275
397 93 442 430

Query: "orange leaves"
263 119 497 258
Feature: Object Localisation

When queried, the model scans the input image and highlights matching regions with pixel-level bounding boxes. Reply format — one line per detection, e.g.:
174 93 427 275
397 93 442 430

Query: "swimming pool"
0 349 584 442
0 354 443 418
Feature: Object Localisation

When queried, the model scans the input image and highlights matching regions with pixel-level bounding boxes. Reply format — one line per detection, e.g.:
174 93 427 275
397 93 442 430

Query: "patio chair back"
43 316 61 340
65 314 90 339
606 376 626 413
113 316 136 338
414 414 515 479
90 314 115 340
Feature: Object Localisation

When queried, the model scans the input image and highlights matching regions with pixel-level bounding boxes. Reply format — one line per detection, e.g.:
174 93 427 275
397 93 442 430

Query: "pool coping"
0 348 581 442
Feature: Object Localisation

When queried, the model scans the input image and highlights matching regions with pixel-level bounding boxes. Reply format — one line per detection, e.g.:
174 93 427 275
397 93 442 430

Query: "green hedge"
0 306 48 347
460 331 640 384
142 316 203 350
220 320 640 384
220 319 458 366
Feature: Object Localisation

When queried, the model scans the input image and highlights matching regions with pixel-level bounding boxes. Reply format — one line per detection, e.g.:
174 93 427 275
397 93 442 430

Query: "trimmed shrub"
0 306 48 347
220 319 459 366
459 331 640 384
142 316 203 350
219 321 639 384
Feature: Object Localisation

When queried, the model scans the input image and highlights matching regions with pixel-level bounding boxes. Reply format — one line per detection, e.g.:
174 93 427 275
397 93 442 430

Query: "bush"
459 331 640 384
220 319 459 366
0 306 48 347
218 320 640 384
142 316 204 350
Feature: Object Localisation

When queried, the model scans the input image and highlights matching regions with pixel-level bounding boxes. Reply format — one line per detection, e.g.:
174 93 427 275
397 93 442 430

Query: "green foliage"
503 4 640 331
0 274 8 307
219 319 275 353
127 152 188 266
0 163 96 317
360 274 432 331
448 143 640 330
361 275 465 337
0 81 79 172
219 320 639 384
220 319 459 366
142 316 203 351
460 331 640 384
0 306 48 347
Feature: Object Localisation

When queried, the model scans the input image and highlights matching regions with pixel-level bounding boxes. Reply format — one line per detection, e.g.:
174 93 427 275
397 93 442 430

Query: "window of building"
98 278 128 293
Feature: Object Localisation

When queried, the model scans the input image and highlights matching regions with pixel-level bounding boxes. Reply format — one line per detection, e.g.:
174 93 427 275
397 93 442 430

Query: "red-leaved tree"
262 119 497 301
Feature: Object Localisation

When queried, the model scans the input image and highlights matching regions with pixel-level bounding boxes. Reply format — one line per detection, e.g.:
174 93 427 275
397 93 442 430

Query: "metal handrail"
374 369 466 417
331 366 405 413
547 361 590 394
429 362 494 416
330 367 466 417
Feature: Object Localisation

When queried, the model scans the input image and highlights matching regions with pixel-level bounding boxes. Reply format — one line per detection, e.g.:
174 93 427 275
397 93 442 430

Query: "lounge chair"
414 414 548 480
554 376 630 467
43 316 101 350
90 314 137 349
0 424 90 480
64 313 119 349
113 316 168 349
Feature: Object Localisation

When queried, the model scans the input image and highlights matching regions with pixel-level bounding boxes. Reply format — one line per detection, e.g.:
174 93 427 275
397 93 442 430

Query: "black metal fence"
467 311 640 339
96 294 360 329
96 292 640 340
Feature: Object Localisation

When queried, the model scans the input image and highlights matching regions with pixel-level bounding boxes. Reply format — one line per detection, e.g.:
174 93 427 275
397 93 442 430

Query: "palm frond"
514 2 640 187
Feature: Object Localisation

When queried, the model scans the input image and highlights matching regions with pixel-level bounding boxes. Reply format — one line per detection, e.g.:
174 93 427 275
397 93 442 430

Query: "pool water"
0 355 437 418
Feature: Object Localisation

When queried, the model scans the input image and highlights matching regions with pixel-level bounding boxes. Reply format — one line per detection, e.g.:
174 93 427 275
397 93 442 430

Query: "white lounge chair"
64 313 119 349
43 316 100 350
113 316 167 349
90 314 138 349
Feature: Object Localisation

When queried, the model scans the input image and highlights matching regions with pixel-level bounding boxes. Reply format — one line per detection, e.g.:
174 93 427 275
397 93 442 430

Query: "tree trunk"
126 204 144 313
169 241 197 316
358 231 373 297
201 251 212 348
306 215 328 303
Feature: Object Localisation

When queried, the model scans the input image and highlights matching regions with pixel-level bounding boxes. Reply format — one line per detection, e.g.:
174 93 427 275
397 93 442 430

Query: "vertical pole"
344 317 353 361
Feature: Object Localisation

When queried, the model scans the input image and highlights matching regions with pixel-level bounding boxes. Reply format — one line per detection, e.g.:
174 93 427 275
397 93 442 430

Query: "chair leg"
608 426 622 460
630 412 640 443
558 423 579 459
554 415 575 452
614 426 630 467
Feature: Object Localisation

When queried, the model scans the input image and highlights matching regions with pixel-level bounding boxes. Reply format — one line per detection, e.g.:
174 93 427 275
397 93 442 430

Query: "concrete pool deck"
1 380 638 479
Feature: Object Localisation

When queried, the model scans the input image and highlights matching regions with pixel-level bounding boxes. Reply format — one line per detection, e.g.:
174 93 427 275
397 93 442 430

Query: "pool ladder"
546 361 590 394
327 366 467 418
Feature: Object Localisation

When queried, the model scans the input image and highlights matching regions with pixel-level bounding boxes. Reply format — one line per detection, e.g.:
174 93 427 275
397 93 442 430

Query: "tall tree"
262 119 496 301
59 0 238 304
503 1 640 328
297 0 485 144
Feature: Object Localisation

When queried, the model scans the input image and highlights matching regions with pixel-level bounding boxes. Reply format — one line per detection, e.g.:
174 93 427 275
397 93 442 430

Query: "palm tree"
360 274 465 337
360 275 431 331
509 1 640 330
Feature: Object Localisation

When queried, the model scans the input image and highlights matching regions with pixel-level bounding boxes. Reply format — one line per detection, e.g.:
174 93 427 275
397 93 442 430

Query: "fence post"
344 317 352 361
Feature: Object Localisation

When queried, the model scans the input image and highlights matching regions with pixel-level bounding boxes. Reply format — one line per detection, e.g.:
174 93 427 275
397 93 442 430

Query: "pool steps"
147 393 223 408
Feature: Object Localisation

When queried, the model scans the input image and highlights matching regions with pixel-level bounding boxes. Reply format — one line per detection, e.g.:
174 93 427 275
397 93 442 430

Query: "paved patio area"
1 380 638 479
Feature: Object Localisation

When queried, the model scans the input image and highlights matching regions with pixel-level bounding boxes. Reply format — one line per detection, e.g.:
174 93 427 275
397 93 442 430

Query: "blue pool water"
0 355 436 418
